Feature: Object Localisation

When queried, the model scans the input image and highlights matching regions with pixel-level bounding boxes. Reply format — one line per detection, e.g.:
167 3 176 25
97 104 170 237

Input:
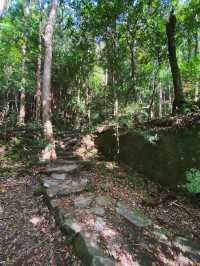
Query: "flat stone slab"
59 211 115 265
95 196 112 207
63 217 83 236
94 207 105 216
51 173 66 180
74 231 114 266
91 256 115 266
74 195 94 208
44 164 79 174
47 178 89 198
173 236 200 260
94 217 106 232
116 202 152 227
43 179 60 188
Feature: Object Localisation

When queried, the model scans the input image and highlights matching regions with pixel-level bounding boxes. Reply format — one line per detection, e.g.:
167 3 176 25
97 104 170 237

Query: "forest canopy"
0 0 199 132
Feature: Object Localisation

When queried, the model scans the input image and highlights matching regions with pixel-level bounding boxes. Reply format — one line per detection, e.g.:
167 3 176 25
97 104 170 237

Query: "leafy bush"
185 168 200 193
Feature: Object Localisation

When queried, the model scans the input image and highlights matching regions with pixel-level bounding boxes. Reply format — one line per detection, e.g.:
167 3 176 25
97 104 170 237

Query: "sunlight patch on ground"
30 215 42 226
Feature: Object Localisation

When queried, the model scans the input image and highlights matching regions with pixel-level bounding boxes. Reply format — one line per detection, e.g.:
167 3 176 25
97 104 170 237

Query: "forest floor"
0 126 200 265
0 130 80 266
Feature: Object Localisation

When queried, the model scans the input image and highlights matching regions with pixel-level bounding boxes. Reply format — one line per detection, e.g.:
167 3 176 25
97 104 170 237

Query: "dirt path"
0 175 80 266
36 134 200 266
1 130 200 265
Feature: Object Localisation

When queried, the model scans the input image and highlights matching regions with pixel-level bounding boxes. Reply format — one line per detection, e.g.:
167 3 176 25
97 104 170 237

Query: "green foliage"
85 183 96 193
33 185 46 197
185 168 200 194
0 0 199 129
8 135 46 167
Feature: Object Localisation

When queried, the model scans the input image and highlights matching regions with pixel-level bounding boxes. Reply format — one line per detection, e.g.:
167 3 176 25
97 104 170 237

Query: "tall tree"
41 0 57 161
166 9 185 113
18 1 30 125
0 0 9 16
35 3 44 122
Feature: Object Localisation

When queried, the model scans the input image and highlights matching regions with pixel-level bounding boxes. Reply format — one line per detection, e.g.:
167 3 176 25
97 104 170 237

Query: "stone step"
55 150 75 156
46 178 89 198
56 155 79 160
42 183 200 265
53 207 115 266
42 163 80 174
116 202 152 227
51 158 91 166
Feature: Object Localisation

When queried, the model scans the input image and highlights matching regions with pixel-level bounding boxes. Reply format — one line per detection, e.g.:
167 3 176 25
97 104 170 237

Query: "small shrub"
185 168 200 193
33 186 46 196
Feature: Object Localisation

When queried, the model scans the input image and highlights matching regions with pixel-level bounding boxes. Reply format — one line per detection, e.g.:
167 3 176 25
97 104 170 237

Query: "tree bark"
194 30 199 56
0 0 9 16
128 39 136 100
86 87 91 129
35 24 42 121
166 10 185 113
75 88 80 130
148 67 157 120
18 42 27 124
159 84 162 118
41 0 57 161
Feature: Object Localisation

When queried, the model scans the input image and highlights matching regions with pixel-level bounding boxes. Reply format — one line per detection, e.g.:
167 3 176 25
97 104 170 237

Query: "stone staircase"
38 134 200 266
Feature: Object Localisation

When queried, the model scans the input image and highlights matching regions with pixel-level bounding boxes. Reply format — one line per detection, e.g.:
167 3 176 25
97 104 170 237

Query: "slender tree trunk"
129 41 136 100
166 10 185 113
18 45 26 125
0 0 9 16
18 2 32 125
148 68 156 120
168 85 173 113
41 0 57 161
104 69 108 86
75 88 80 130
163 91 166 116
195 84 199 102
187 34 192 62
194 30 199 56
194 31 199 102
159 84 162 118
35 27 42 121
113 91 118 119
86 87 91 128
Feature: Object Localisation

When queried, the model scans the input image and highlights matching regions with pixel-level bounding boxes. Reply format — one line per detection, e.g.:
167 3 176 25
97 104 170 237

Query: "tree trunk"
166 10 185 113
35 25 42 121
159 84 162 118
41 0 57 161
194 30 199 56
148 67 156 120
195 84 199 102
129 41 136 100
194 31 199 102
86 87 91 129
0 0 9 16
113 91 119 119
75 87 80 130
18 1 32 125
187 34 192 62
18 45 26 125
